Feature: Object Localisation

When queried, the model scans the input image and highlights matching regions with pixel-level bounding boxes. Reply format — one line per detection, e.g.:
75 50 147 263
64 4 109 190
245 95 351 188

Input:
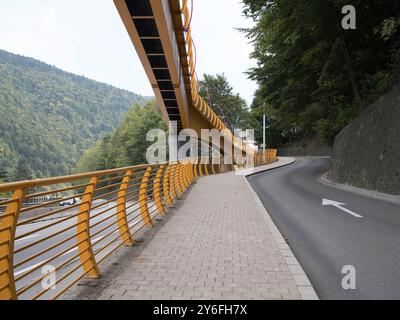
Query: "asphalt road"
247 157 400 300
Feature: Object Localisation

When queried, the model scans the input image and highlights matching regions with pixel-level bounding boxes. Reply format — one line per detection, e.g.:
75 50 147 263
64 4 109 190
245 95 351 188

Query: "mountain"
0 49 148 180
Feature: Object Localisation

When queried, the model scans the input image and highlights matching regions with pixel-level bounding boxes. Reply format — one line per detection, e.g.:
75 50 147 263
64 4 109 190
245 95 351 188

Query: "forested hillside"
242 0 400 147
0 49 147 180
76 101 166 173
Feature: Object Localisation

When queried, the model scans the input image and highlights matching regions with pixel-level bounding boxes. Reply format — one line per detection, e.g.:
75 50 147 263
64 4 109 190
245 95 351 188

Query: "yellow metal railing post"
193 159 198 180
185 163 191 187
163 164 173 206
210 157 215 175
184 163 191 189
198 158 203 177
139 166 154 228
180 163 186 193
180 163 186 192
190 160 196 182
181 163 188 191
189 161 194 183
181 163 187 192
77 176 101 279
182 163 188 191
170 164 178 200
116 170 134 246
0 189 25 300
153 165 166 216
204 158 209 176
175 163 183 195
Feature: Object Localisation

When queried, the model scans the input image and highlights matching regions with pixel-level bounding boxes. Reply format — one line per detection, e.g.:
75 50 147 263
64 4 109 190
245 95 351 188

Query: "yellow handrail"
0 153 276 300
179 1 255 156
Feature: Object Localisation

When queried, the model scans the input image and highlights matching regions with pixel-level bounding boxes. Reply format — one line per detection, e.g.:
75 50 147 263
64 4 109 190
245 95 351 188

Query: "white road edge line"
14 262 44 277
15 234 40 243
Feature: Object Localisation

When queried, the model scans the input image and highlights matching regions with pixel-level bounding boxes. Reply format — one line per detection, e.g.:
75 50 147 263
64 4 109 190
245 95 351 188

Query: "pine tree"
13 159 33 182
0 169 8 182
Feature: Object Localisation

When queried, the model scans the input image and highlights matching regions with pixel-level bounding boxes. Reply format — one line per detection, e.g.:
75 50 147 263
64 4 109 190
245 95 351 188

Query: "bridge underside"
114 0 213 136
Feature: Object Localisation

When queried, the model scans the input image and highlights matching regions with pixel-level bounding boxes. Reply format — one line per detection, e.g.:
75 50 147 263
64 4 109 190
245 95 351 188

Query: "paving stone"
75 159 318 300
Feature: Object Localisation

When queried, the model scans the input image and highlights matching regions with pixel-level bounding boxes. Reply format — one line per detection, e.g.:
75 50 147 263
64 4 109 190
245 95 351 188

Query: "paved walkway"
67 158 318 300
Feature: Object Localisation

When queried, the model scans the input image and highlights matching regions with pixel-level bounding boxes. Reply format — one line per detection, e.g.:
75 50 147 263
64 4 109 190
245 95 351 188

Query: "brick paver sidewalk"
68 158 317 300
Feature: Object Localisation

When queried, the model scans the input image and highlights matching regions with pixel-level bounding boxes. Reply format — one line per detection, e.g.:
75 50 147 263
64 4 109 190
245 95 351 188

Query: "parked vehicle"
60 198 81 206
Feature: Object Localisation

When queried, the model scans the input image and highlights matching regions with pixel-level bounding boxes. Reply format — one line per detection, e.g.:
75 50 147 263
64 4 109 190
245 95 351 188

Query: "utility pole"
262 102 266 152
263 114 266 152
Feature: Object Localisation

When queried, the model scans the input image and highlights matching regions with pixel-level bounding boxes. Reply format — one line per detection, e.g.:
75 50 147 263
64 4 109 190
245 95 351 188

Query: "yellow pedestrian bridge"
0 0 278 300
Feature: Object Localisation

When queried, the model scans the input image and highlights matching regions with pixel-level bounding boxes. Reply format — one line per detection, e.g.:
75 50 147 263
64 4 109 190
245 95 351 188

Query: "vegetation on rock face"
0 49 147 181
242 0 400 147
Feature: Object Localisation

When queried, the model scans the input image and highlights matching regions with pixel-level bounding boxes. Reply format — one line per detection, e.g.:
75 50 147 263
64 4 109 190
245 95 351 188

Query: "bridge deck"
65 159 317 300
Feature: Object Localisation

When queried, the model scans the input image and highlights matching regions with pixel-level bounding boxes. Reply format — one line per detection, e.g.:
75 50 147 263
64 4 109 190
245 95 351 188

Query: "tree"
198 74 249 131
0 49 146 179
75 100 167 173
0 169 8 182
116 101 166 166
242 0 400 146
12 159 33 182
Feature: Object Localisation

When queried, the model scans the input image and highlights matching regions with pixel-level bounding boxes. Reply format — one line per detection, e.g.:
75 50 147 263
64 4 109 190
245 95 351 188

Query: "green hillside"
0 49 147 180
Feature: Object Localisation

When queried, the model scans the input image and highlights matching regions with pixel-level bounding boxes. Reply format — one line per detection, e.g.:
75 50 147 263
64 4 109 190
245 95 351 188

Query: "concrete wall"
278 145 331 157
278 138 331 157
328 82 400 195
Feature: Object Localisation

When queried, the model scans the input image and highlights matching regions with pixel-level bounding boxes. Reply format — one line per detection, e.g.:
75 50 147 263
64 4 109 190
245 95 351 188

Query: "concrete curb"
242 159 319 300
254 157 296 174
232 158 296 178
320 173 400 204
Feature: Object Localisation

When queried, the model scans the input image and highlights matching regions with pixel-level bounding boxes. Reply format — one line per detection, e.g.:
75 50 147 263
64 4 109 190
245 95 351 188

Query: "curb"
242 159 319 300
320 173 400 205
244 157 297 178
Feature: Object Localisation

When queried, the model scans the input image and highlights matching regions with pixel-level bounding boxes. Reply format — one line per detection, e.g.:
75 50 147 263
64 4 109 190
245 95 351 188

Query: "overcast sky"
0 0 257 104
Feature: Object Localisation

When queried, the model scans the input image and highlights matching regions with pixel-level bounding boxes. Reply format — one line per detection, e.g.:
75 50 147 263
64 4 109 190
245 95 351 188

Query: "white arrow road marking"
322 199 363 218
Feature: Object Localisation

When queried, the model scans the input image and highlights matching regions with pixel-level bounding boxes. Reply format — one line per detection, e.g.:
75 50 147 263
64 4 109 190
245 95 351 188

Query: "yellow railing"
0 153 276 300
180 1 254 156
254 149 278 167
